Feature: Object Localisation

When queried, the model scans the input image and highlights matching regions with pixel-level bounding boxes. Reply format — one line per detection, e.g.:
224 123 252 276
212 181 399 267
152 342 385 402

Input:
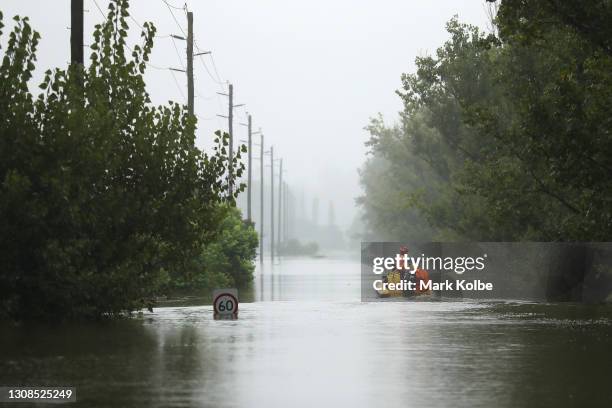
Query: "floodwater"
1 257 611 407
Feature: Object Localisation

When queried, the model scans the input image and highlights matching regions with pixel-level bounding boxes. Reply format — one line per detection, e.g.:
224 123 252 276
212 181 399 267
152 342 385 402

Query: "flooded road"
1 257 611 407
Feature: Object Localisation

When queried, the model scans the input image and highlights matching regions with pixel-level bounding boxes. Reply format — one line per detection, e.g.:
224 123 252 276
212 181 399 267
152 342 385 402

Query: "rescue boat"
375 270 434 299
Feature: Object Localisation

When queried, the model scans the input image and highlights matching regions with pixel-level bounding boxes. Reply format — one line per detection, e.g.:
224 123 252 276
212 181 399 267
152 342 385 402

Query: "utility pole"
171 11 210 119
260 133 265 262
284 183 289 241
228 83 234 197
216 84 244 197
70 0 84 65
270 146 275 261
278 158 283 253
247 115 253 221
241 118 259 222
186 11 194 117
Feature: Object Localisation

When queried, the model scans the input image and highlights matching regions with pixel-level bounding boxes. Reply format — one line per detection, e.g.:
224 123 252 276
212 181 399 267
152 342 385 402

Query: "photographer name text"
373 279 493 292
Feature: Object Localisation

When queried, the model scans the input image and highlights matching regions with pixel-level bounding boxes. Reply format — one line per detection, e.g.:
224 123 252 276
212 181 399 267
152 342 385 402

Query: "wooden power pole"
270 146 275 261
278 158 283 253
284 182 289 241
186 11 194 117
247 115 253 222
260 133 265 262
216 84 243 197
228 84 235 196
70 0 84 65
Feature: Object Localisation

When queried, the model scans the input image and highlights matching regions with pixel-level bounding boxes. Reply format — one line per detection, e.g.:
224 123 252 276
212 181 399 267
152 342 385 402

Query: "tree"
490 0 612 56
359 10 612 241
0 1 246 320
357 115 438 241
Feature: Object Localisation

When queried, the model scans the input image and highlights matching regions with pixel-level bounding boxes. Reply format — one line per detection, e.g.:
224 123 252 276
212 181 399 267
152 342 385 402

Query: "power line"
137 56 168 70
162 0 185 11
170 37 186 69
208 53 224 85
160 7 226 95
215 93 226 115
194 40 225 86
162 0 187 37
92 0 262 154
90 0 169 70
169 69 186 101
91 0 106 19
129 14 144 30
196 54 225 87
127 11 171 39
95 0 171 39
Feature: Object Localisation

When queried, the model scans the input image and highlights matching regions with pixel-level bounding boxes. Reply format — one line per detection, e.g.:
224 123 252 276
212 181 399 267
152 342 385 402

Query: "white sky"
1 0 490 228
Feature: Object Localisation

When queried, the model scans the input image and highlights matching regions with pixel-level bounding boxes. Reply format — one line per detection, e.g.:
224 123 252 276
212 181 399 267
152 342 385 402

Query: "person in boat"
377 245 431 298
397 246 411 281
380 246 410 295
399 246 432 296
413 266 432 295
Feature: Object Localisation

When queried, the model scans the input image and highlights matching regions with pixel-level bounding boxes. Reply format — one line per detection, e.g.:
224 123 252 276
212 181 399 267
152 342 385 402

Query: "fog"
2 0 489 230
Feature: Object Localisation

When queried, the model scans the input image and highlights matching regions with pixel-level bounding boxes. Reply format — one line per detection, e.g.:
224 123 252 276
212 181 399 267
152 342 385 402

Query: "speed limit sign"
213 288 239 315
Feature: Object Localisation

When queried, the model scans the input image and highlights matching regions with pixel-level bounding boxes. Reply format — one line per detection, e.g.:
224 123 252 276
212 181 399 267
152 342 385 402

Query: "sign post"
213 288 239 317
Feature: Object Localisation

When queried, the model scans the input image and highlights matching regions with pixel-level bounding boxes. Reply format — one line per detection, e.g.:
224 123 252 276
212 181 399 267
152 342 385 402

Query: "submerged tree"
0 0 247 320
359 6 612 241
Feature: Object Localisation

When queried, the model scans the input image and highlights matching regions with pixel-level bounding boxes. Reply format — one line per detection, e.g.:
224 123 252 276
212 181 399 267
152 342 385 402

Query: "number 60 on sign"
213 288 238 316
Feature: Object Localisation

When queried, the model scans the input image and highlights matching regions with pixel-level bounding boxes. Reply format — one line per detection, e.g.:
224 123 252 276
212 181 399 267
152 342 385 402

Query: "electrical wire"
169 69 186 101
162 0 186 11
92 0 254 138
91 0 106 19
170 37 186 69
208 53 225 86
162 0 187 37
196 54 224 86
90 0 168 70
194 40 225 87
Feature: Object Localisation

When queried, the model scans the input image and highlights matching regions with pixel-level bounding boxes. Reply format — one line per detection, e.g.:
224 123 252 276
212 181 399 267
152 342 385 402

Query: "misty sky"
1 0 489 228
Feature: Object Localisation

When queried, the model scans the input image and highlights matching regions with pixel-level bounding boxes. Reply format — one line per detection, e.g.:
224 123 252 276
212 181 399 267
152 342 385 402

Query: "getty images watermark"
372 251 492 292
360 242 612 302
366 244 492 297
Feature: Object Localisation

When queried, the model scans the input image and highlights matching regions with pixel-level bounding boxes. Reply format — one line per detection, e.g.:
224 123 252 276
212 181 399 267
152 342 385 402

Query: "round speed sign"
213 292 238 315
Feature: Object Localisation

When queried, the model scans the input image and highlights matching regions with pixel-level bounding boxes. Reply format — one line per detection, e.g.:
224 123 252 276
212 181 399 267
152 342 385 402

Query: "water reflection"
0 257 611 407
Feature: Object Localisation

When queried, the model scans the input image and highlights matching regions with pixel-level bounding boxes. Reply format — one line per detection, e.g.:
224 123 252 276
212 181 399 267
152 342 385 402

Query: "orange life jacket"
415 268 431 294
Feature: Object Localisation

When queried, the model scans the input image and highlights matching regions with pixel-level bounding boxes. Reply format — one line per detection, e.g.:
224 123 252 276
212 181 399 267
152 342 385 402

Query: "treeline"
358 1 612 242
0 0 257 320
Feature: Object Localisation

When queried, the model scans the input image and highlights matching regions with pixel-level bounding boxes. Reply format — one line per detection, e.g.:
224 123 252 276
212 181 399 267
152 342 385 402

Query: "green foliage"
0 1 247 320
359 8 612 241
357 115 438 241
278 239 319 257
172 207 258 291
491 0 612 56
204 208 258 288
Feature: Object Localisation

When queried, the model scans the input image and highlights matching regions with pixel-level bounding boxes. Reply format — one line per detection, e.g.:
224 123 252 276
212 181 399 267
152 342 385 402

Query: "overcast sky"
1 0 490 228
